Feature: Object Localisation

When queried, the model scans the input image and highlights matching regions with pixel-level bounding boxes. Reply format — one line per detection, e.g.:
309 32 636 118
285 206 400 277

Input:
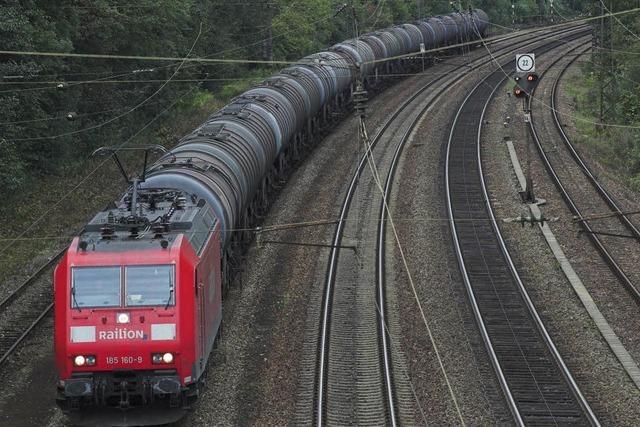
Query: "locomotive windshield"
71 266 121 308
125 265 175 307
70 265 175 308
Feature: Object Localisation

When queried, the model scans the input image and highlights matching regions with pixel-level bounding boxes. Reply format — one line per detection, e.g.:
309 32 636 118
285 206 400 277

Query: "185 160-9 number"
106 356 143 364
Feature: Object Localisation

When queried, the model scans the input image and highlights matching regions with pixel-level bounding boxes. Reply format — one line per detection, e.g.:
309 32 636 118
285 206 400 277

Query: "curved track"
0 25 573 377
528 46 640 303
313 25 591 426
0 250 62 365
445 32 599 425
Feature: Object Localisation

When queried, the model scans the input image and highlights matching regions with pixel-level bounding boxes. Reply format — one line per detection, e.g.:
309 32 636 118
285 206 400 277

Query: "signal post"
513 53 540 203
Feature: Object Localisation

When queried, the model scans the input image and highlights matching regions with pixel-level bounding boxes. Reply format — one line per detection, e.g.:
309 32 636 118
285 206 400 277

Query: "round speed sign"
516 54 535 73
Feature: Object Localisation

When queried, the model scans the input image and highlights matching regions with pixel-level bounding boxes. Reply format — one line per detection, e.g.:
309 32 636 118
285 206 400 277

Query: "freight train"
53 9 489 425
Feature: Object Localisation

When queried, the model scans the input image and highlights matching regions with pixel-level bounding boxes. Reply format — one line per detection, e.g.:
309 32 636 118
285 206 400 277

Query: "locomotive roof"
79 188 217 255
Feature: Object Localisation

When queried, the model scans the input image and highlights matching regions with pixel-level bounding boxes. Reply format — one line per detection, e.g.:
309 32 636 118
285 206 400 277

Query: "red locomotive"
54 186 223 424
52 10 489 424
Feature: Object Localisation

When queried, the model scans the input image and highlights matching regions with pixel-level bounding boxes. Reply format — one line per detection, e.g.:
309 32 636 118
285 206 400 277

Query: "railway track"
0 25 565 378
445 32 600 425
0 249 63 365
528 45 640 303
311 25 591 426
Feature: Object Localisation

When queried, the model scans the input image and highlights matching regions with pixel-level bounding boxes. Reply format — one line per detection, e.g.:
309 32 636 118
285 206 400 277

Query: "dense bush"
567 1 640 187
0 0 585 196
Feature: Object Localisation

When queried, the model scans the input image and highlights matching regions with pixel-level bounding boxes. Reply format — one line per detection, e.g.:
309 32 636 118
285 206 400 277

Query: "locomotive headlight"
73 354 96 367
152 352 174 364
117 312 130 324
74 355 86 366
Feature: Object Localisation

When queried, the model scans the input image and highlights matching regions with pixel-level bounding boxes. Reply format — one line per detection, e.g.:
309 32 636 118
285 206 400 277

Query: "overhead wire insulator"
353 82 368 118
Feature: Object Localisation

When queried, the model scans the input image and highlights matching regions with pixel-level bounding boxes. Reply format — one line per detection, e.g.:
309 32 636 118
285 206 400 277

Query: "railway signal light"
513 86 525 98
513 73 540 98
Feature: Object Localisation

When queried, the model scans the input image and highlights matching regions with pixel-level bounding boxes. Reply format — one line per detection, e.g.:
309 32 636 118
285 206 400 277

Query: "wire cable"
361 6 640 66
360 116 467 426
471 12 640 130
2 23 204 143
0 84 198 258
599 0 640 42
0 6 342 96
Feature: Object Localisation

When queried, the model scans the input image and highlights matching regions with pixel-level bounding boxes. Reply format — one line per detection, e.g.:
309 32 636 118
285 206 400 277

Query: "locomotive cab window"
125 265 175 307
71 266 121 308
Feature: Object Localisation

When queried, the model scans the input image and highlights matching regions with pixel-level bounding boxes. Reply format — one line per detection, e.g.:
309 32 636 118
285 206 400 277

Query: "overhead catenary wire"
2 6 639 92
7 8 639 246
482 18 640 89
598 0 640 42
470 9 640 130
361 6 640 67
1 23 204 143
0 4 342 99
2 210 634 242
0 11 590 98
0 84 198 257
0 99 171 126
67 2 284 9
0 25 208 257
0 2 309 83
0 7 630 69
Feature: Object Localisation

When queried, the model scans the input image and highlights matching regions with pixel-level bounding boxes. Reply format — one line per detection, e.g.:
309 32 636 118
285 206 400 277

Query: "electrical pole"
537 0 545 23
262 1 273 62
523 101 535 203
594 0 617 131
513 63 540 203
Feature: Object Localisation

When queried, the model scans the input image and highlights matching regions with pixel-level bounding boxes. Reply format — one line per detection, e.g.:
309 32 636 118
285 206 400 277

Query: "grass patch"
563 66 640 190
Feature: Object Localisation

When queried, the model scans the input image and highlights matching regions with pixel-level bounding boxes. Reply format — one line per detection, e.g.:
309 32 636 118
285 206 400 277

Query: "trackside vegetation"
0 0 589 281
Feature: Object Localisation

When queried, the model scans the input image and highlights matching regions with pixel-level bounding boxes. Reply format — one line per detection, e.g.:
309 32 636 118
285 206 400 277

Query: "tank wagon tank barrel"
145 9 489 248
54 8 490 421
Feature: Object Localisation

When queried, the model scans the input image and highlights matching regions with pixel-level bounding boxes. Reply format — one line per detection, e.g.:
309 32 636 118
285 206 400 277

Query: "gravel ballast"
481 41 640 425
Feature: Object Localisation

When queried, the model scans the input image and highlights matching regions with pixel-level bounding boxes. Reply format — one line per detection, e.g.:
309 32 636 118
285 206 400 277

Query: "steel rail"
373 43 491 422
446 75 523 426
0 303 53 365
445 33 599 426
0 247 64 366
315 72 441 427
0 247 65 311
314 25 588 425
551 59 640 244
528 47 640 303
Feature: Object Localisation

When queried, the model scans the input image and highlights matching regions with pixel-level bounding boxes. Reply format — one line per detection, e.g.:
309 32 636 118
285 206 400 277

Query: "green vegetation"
0 1 591 282
0 0 428 197
563 1 640 189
